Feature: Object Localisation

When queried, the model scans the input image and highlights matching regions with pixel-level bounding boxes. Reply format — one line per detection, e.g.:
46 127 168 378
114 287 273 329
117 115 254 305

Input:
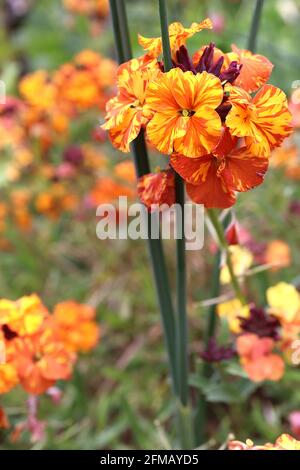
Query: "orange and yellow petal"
138 19 213 58
226 84 292 157
108 108 143 152
225 147 269 192
138 170 175 210
146 69 223 156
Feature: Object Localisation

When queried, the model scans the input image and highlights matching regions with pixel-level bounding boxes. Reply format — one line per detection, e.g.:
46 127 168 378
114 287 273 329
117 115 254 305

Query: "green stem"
175 173 188 408
109 0 126 63
158 0 192 448
204 250 222 346
109 0 178 396
247 0 265 52
158 0 173 71
116 0 132 61
207 209 246 305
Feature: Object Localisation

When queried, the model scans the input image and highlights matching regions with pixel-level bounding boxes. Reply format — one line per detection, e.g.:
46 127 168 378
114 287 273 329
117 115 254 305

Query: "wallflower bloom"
217 298 250 334
236 333 284 382
35 184 78 220
102 59 159 152
226 84 292 157
228 44 274 93
267 282 300 323
63 0 109 18
264 240 291 271
19 71 57 111
52 301 100 353
138 169 175 211
0 294 47 337
10 327 75 395
138 19 213 58
171 128 268 208
146 68 223 157
114 161 136 183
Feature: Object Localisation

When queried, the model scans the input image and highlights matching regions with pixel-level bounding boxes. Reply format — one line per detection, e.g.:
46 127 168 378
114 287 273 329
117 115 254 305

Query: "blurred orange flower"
52 301 100 353
236 333 284 382
10 327 75 395
264 240 291 271
0 294 47 338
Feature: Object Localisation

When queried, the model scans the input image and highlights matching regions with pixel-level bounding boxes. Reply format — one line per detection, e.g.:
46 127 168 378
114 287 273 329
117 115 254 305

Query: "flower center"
130 99 142 109
180 109 195 117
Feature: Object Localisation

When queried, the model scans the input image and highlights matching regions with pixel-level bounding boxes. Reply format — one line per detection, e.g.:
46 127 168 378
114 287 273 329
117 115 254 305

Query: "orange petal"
109 108 143 153
186 166 236 208
231 44 274 93
225 147 269 192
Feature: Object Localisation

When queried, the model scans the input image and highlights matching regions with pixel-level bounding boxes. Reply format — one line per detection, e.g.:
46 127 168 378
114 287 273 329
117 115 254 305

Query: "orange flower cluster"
0 294 100 395
229 433 300 450
88 160 136 207
237 333 284 382
20 49 116 144
103 19 292 209
0 49 124 247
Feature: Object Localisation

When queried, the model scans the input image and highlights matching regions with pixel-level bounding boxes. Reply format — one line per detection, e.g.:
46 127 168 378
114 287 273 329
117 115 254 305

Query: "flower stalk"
158 0 192 448
248 0 265 52
109 0 178 397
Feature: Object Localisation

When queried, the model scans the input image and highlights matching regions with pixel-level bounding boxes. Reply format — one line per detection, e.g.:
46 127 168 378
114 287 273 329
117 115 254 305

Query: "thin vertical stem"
116 0 132 61
247 0 265 52
158 0 192 448
109 0 125 63
158 0 173 71
175 173 188 407
109 0 178 396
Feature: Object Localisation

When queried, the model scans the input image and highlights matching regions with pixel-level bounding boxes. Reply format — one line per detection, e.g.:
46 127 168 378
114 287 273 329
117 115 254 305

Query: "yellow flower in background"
19 71 57 111
217 298 250 333
220 246 253 285
267 282 300 323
